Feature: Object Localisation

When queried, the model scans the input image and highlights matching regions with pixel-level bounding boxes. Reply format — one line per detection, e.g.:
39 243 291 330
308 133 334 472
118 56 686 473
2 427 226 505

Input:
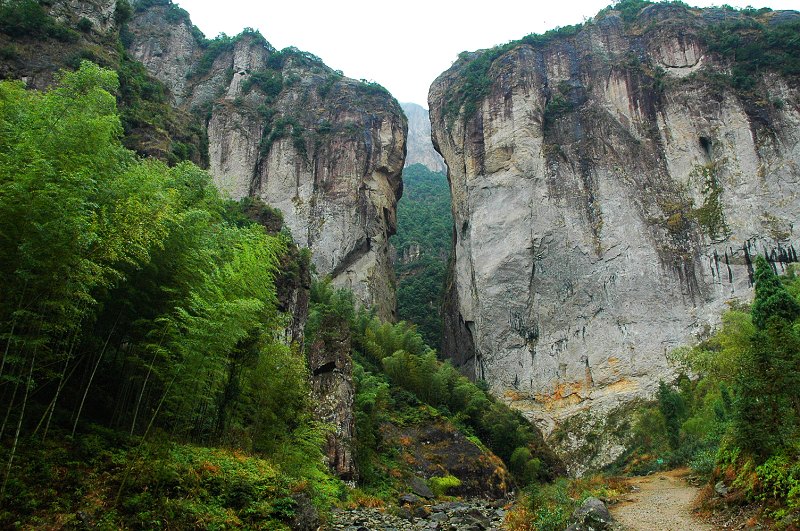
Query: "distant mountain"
401 102 447 173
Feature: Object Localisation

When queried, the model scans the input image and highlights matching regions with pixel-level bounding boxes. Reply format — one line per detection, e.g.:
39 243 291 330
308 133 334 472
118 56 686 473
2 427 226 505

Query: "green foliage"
0 64 336 524
617 258 800 524
752 256 800 329
443 24 586 121
191 28 270 79
116 52 206 165
428 475 461 497
730 259 800 458
602 0 654 23
359 316 556 485
132 0 194 27
510 447 544 485
0 430 333 529
358 79 391 97
508 476 624 531
241 70 283 100
543 93 574 128
702 15 800 93
657 380 687 451
352 363 391 485
76 17 92 33
114 0 133 24
382 350 445 405
259 116 307 161
305 278 356 348
303 278 558 493
690 162 729 239
392 164 453 348
755 453 800 509
0 0 79 42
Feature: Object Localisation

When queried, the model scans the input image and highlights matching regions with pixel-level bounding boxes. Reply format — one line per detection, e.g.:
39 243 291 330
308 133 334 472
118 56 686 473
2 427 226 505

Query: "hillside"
400 102 447 173
392 164 453 349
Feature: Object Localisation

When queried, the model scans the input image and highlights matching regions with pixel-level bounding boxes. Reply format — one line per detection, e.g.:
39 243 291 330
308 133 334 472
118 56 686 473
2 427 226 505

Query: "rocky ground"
324 468 723 531
324 499 509 531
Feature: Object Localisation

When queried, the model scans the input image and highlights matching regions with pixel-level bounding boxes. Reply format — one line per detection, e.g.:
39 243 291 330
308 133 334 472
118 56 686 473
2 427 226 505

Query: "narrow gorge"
3 0 800 528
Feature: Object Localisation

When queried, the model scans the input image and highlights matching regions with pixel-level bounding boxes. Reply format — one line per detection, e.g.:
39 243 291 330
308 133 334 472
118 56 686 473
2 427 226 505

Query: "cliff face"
401 102 447 173
126 2 407 320
306 312 356 480
430 5 800 473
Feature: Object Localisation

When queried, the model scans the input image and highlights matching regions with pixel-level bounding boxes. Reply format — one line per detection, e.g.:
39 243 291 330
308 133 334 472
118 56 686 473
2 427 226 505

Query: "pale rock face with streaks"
430 4 800 473
127 2 407 320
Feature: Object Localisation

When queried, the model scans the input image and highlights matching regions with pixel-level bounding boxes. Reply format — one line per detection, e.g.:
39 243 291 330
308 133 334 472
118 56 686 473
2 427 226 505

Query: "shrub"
114 0 132 24
0 0 50 37
77 17 92 33
241 70 283 100
429 475 462 497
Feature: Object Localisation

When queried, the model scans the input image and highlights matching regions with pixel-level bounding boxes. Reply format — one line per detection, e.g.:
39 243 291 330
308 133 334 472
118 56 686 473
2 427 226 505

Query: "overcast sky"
177 0 799 106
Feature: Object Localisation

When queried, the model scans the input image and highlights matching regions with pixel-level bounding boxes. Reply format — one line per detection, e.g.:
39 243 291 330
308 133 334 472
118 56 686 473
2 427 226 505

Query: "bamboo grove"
0 62 320 498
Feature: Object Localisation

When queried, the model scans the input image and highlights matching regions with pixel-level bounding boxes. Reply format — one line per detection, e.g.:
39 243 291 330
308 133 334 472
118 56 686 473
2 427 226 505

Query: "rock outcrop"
430 4 800 473
122 0 408 478
401 102 447 173
306 311 357 480
126 0 407 320
381 418 511 499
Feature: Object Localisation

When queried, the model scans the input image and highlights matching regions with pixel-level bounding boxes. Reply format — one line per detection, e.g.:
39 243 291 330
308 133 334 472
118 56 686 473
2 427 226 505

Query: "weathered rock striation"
126 1 407 320
401 102 447 173
430 4 800 473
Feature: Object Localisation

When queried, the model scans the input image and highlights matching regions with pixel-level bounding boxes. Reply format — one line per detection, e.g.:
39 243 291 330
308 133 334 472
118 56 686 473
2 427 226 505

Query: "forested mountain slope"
393 164 453 348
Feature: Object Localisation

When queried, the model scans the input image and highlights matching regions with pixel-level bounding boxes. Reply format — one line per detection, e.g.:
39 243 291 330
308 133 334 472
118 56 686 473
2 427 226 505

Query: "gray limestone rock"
429 4 800 473
570 497 614 530
126 3 407 321
410 476 435 499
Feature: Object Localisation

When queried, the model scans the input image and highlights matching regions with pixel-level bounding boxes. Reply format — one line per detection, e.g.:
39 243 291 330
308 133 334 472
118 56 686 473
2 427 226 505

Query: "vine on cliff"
691 161 729 241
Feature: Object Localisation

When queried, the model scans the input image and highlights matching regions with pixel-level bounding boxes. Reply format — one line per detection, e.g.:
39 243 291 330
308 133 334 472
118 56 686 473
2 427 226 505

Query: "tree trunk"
1 349 35 498
71 318 117 437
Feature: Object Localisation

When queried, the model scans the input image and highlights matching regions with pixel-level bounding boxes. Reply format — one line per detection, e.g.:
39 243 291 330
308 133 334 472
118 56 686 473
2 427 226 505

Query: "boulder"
568 496 614 530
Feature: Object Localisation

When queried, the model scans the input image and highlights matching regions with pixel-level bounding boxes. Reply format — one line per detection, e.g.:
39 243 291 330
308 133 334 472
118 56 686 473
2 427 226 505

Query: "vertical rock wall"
307 313 356 480
126 3 407 321
430 5 800 472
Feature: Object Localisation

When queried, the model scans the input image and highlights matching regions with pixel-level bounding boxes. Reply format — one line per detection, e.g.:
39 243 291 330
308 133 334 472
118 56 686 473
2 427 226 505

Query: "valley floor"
611 469 716 531
324 499 508 530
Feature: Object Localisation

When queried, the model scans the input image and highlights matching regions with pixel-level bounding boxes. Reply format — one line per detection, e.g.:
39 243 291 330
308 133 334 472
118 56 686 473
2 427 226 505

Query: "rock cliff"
430 4 800 473
401 102 447 173
306 310 357 480
8 0 406 316
126 0 407 320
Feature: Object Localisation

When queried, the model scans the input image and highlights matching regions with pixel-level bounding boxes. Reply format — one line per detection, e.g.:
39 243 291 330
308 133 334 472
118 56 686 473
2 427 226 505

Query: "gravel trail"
611 469 717 531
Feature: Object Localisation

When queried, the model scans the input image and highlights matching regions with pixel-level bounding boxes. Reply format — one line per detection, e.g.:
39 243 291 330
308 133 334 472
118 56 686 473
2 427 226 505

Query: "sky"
177 0 800 106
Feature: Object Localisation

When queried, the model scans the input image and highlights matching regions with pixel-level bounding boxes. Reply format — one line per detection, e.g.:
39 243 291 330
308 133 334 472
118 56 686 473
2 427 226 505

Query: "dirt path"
611 469 717 531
